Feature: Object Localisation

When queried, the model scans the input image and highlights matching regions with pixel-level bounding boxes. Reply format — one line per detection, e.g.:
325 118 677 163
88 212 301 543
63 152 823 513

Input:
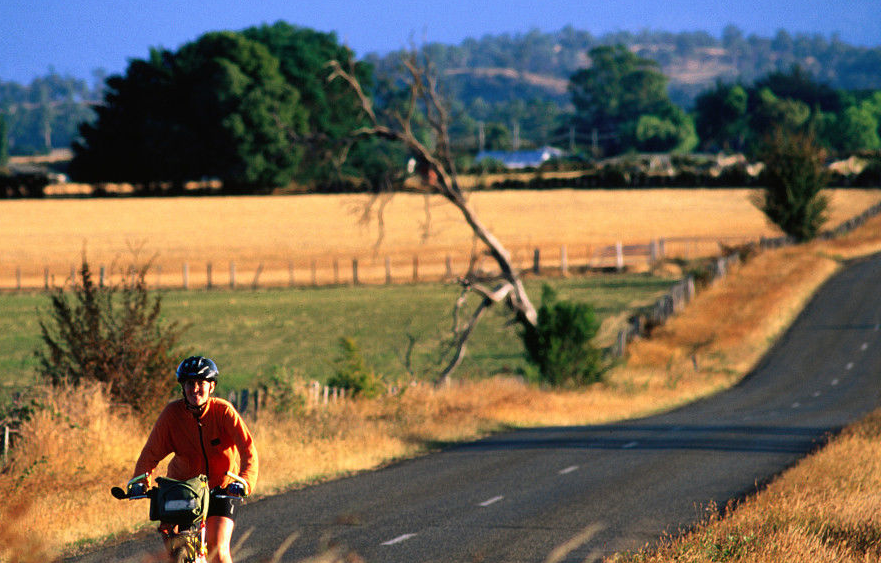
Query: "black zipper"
197 419 211 482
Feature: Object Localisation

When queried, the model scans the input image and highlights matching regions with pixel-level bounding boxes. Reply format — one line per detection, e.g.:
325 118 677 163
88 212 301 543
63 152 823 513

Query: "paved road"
70 253 881 563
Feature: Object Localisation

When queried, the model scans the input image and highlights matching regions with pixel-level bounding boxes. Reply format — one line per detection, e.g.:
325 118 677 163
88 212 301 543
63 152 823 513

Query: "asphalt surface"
69 252 881 563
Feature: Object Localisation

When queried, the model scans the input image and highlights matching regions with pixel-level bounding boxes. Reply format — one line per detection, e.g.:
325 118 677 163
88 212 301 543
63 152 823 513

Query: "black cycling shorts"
207 494 239 520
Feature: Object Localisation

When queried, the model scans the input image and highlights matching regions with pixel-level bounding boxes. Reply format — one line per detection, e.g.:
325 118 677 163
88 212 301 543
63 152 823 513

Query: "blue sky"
1 0 879 85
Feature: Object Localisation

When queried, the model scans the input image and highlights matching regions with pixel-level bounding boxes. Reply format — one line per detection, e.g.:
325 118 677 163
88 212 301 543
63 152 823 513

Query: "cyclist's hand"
127 480 147 497
226 482 246 497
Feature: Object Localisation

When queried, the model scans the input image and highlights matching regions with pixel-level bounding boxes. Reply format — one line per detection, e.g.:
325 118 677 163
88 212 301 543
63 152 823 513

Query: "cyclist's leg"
205 516 234 563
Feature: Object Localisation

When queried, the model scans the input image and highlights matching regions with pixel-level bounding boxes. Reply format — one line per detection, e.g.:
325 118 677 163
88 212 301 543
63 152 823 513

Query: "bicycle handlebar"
111 471 249 500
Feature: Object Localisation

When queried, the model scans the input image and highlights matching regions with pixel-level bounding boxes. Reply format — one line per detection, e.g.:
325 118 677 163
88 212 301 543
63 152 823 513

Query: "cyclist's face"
183 379 214 406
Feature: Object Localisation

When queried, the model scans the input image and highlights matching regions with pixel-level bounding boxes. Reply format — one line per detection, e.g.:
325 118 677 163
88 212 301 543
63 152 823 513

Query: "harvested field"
1 188 879 289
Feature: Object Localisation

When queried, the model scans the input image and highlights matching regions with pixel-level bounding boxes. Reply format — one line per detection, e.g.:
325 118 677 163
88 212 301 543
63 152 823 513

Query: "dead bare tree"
328 52 537 384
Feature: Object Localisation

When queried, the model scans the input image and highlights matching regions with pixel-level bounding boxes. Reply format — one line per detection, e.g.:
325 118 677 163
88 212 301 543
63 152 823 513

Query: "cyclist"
131 356 258 563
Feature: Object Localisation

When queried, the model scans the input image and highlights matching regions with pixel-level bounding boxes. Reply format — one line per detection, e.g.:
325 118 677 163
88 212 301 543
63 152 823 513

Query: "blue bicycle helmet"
175 356 219 383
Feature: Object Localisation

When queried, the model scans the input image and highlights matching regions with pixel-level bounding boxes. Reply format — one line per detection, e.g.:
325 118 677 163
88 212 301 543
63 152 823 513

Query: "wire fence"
1 235 765 293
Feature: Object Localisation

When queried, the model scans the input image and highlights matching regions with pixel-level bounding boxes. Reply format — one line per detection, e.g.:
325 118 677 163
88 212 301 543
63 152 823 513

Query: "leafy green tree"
634 105 697 153
694 82 749 151
0 114 8 165
71 31 307 192
755 128 829 241
569 45 687 155
834 104 881 151
242 22 375 184
746 88 811 154
753 65 842 113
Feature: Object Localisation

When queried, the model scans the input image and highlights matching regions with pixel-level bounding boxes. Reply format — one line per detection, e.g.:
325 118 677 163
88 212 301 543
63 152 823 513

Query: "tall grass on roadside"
612 408 881 563
0 382 146 562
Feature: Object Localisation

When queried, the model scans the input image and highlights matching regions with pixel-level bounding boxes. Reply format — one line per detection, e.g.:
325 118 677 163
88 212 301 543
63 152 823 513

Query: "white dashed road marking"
558 465 579 475
861 342 869 351
847 362 854 370
381 534 416 546
479 495 504 507
622 441 639 449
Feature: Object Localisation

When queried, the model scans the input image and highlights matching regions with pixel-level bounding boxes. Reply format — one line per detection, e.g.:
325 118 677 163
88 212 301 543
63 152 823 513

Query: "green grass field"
0 273 676 395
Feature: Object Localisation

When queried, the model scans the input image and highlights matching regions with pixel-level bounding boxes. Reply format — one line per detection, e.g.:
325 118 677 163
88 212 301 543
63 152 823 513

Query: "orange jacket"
134 397 258 493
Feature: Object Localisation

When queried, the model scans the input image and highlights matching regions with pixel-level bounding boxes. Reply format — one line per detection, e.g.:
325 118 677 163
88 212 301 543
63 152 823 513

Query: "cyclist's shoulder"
208 397 239 415
157 398 188 417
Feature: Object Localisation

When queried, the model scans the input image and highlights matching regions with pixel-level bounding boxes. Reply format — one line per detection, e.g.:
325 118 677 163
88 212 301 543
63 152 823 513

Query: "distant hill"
366 25 881 109
3 25 880 156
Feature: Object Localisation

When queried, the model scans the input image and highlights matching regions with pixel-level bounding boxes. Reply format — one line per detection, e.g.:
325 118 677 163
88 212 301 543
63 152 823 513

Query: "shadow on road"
448 423 838 455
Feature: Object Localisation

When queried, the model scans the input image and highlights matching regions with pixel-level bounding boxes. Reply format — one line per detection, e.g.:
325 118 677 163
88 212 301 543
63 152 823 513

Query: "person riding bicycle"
131 356 258 563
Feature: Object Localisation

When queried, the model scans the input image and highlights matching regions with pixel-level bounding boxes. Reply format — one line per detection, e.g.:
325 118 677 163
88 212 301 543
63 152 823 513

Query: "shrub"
520 285 604 387
256 366 307 415
326 337 383 398
755 127 830 241
34 260 185 416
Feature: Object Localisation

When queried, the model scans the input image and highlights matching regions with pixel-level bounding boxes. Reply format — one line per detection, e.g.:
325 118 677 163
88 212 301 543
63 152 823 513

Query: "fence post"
616 330 627 357
15 267 21 290
445 255 453 279
206 262 213 289
412 255 419 282
239 389 249 415
533 248 540 274
251 264 263 290
311 380 320 405
229 262 236 289
352 258 359 285
333 259 339 284
311 260 317 286
44 267 49 290
385 257 392 285
560 245 568 277
2 425 9 467
227 390 238 409
616 241 624 271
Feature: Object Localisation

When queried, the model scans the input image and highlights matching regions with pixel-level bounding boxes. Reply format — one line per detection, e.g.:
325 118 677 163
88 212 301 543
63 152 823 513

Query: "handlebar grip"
225 471 250 496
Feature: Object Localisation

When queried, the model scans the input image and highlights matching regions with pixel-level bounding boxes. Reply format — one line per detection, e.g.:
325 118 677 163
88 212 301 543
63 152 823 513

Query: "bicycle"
111 471 249 563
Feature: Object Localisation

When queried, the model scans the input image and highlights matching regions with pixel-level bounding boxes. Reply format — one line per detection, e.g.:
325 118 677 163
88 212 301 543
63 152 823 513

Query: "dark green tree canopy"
71 31 307 191
242 21 376 182
755 128 829 241
568 45 694 155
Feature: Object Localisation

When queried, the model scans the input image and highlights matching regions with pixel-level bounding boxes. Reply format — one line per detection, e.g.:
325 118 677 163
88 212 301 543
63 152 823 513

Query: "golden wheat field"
1 188 880 289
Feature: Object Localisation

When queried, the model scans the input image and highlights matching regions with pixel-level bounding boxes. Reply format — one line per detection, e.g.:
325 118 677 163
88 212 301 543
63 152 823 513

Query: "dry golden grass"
2 189 879 288
2 199 881 562
615 410 881 563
